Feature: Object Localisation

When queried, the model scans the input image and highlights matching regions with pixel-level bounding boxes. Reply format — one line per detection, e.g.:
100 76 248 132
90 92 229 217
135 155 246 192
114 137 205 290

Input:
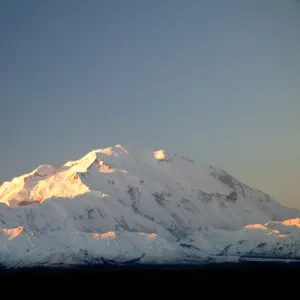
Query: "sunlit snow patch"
0 226 24 240
99 144 130 156
244 224 268 230
92 232 117 240
153 149 168 161
139 233 158 239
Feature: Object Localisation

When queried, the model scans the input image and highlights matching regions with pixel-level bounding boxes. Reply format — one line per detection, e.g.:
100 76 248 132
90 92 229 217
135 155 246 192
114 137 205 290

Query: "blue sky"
0 0 299 208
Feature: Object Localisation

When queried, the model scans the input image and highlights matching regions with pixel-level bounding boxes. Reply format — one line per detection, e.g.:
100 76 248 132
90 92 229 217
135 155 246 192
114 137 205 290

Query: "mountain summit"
0 145 299 267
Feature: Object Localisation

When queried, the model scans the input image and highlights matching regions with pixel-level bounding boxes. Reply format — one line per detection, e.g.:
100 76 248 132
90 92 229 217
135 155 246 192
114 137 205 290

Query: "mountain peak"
153 149 168 161
98 144 130 156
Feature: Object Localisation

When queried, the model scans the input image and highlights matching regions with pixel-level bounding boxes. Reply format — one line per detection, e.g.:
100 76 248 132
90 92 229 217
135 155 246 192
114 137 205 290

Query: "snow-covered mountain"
0 144 299 268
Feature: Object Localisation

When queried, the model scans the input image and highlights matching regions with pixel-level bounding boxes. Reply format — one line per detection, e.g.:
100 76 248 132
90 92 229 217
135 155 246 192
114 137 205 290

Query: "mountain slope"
0 144 299 267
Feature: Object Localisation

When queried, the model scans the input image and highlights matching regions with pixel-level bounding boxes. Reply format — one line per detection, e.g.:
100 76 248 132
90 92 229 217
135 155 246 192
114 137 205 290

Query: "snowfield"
0 144 299 268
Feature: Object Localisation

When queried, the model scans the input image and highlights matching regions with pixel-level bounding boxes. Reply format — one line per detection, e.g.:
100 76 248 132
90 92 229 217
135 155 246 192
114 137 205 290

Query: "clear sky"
0 0 299 208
